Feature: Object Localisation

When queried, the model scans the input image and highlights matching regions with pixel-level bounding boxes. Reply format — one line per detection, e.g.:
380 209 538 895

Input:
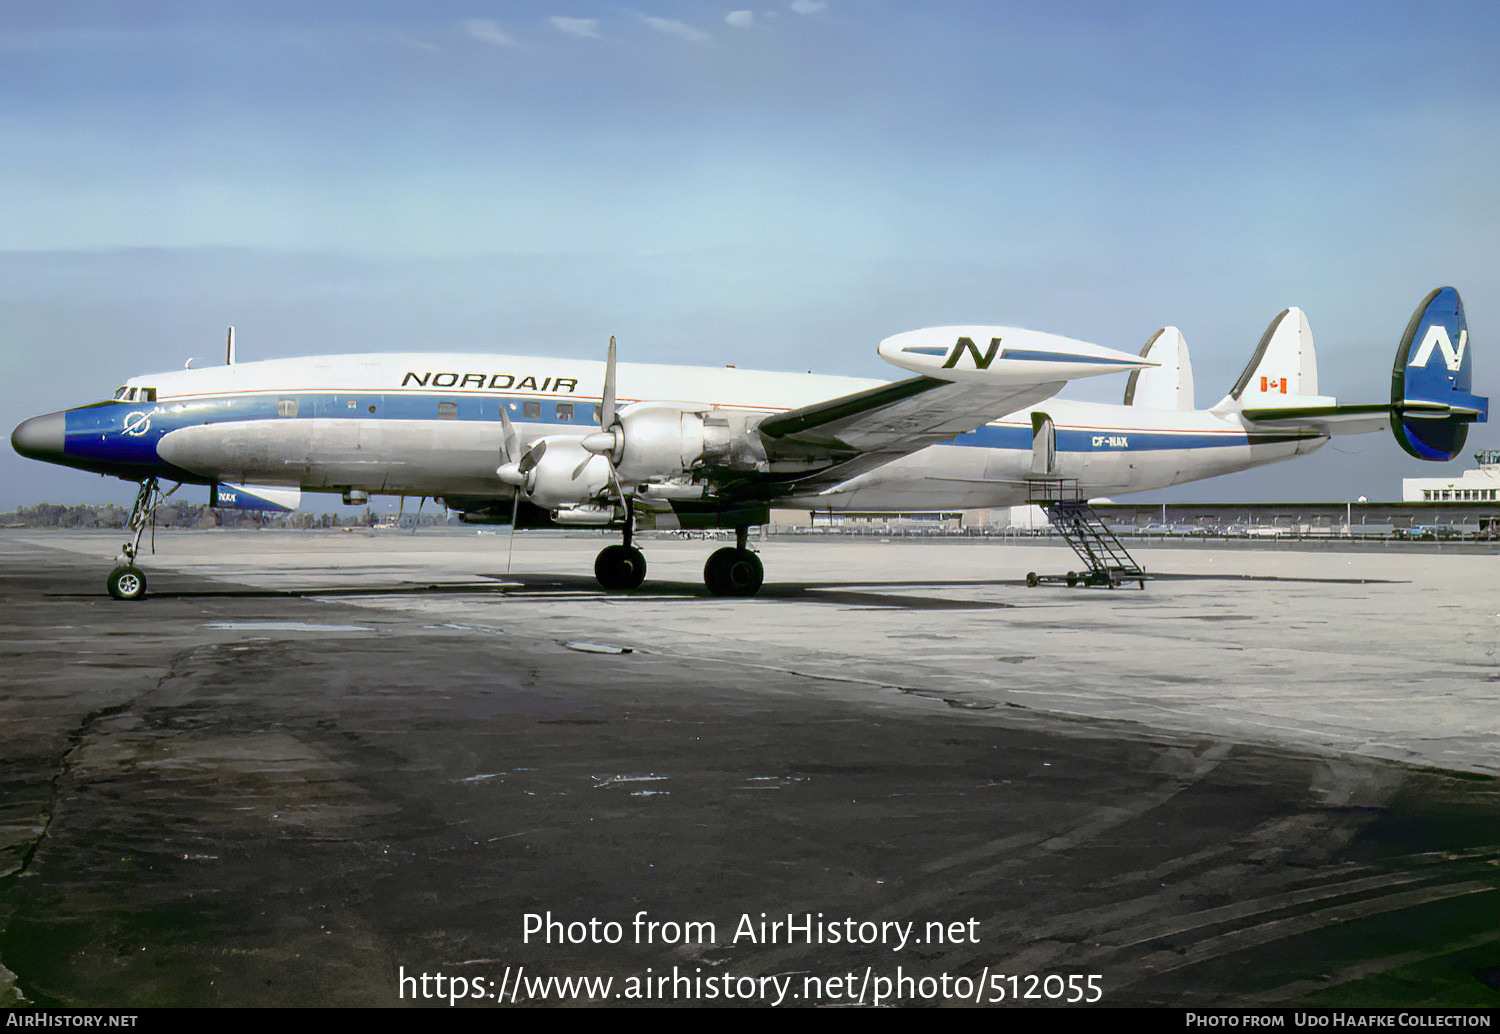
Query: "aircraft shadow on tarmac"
104 569 1395 610
128 575 1015 611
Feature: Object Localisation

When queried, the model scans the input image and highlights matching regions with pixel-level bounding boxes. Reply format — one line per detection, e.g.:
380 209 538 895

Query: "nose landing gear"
106 477 172 600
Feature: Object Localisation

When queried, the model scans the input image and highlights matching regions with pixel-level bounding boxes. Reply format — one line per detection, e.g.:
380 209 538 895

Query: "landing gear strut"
594 495 646 591
704 526 763 597
107 477 169 600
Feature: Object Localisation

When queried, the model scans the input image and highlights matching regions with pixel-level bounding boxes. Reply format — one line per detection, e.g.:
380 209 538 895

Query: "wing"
702 325 1155 499
732 375 1065 496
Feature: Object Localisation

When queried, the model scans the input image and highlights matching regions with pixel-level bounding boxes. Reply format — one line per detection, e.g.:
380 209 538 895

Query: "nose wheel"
107 565 148 600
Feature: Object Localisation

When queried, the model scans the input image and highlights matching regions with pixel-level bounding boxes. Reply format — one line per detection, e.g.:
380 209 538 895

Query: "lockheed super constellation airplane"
10 287 1486 599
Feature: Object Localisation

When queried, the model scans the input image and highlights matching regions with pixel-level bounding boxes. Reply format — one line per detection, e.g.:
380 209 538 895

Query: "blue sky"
3 1 1498 507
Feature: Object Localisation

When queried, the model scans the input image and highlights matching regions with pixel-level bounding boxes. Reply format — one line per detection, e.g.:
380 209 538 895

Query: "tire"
1065 572 1079 587
594 545 646 591
1025 572 1039 588
107 565 147 601
704 547 763 597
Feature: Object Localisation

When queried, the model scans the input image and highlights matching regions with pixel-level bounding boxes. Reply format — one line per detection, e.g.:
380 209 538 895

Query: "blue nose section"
11 412 66 464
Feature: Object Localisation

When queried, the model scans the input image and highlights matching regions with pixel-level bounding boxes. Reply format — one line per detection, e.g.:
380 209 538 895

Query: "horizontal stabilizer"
211 483 300 513
1123 326 1194 410
1242 287 1488 453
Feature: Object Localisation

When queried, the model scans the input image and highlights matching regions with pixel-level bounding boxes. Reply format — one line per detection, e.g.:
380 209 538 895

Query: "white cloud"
394 34 441 53
790 1 828 14
639 15 710 43
726 11 754 29
551 17 601 39
462 19 517 47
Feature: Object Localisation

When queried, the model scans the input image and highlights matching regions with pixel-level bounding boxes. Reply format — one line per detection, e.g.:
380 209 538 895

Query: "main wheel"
594 545 647 591
704 547 763 597
1025 572 1040 587
107 565 147 601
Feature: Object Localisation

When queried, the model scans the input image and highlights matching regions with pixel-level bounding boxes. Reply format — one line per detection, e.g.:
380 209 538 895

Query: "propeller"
496 401 531 571
575 335 621 476
581 335 627 470
497 409 547 488
496 338 627 570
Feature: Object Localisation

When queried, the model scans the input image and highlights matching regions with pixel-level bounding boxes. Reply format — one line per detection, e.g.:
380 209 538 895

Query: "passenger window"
277 399 298 418
556 403 573 422
438 401 458 420
523 401 541 420
593 405 602 423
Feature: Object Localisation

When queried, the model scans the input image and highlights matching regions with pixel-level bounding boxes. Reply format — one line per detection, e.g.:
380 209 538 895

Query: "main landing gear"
703 526 762 597
591 515 763 597
107 477 170 600
593 497 647 591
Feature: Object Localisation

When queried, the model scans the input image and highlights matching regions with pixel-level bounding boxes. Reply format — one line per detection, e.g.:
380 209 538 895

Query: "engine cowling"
506 437 614 508
583 403 767 482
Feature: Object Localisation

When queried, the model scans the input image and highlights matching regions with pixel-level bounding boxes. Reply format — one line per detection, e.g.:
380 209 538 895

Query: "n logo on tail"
1407 325 1468 372
942 336 1002 370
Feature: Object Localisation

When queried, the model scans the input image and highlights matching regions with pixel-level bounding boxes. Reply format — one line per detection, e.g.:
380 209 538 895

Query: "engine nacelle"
585 404 768 483
522 437 614 508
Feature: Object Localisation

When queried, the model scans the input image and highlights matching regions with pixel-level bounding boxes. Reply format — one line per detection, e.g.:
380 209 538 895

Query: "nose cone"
11 412 66 464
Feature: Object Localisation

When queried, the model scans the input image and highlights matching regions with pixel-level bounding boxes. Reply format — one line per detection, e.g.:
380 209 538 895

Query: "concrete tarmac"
0 529 1496 1008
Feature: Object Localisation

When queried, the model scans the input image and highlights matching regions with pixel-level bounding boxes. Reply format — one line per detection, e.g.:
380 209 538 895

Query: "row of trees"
1 503 451 530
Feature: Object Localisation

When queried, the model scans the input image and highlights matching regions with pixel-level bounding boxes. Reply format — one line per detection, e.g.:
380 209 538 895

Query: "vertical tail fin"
1231 308 1322 403
1391 287 1487 460
1123 327 1195 410
1214 307 1336 413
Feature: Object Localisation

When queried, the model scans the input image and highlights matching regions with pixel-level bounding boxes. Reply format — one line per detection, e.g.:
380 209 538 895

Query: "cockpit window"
114 387 130 400
140 387 156 402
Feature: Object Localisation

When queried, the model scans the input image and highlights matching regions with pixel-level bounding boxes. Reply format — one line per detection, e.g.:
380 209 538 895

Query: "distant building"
1402 450 1500 503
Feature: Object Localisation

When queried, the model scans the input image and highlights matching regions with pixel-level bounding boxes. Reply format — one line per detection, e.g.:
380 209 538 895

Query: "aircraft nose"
11 412 66 463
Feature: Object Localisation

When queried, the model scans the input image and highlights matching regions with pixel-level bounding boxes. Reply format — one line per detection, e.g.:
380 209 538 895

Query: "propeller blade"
602 335 617 430
499 404 519 462
506 490 520 574
571 450 595 481
517 439 547 474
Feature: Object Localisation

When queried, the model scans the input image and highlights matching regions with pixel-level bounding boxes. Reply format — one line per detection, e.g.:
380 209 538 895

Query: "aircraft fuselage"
14 351 1324 510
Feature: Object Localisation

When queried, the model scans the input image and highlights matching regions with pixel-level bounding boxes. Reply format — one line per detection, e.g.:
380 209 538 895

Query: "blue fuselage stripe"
60 391 1311 474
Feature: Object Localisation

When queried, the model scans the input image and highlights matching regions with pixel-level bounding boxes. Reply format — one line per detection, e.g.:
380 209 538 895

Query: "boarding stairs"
1025 479 1147 589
